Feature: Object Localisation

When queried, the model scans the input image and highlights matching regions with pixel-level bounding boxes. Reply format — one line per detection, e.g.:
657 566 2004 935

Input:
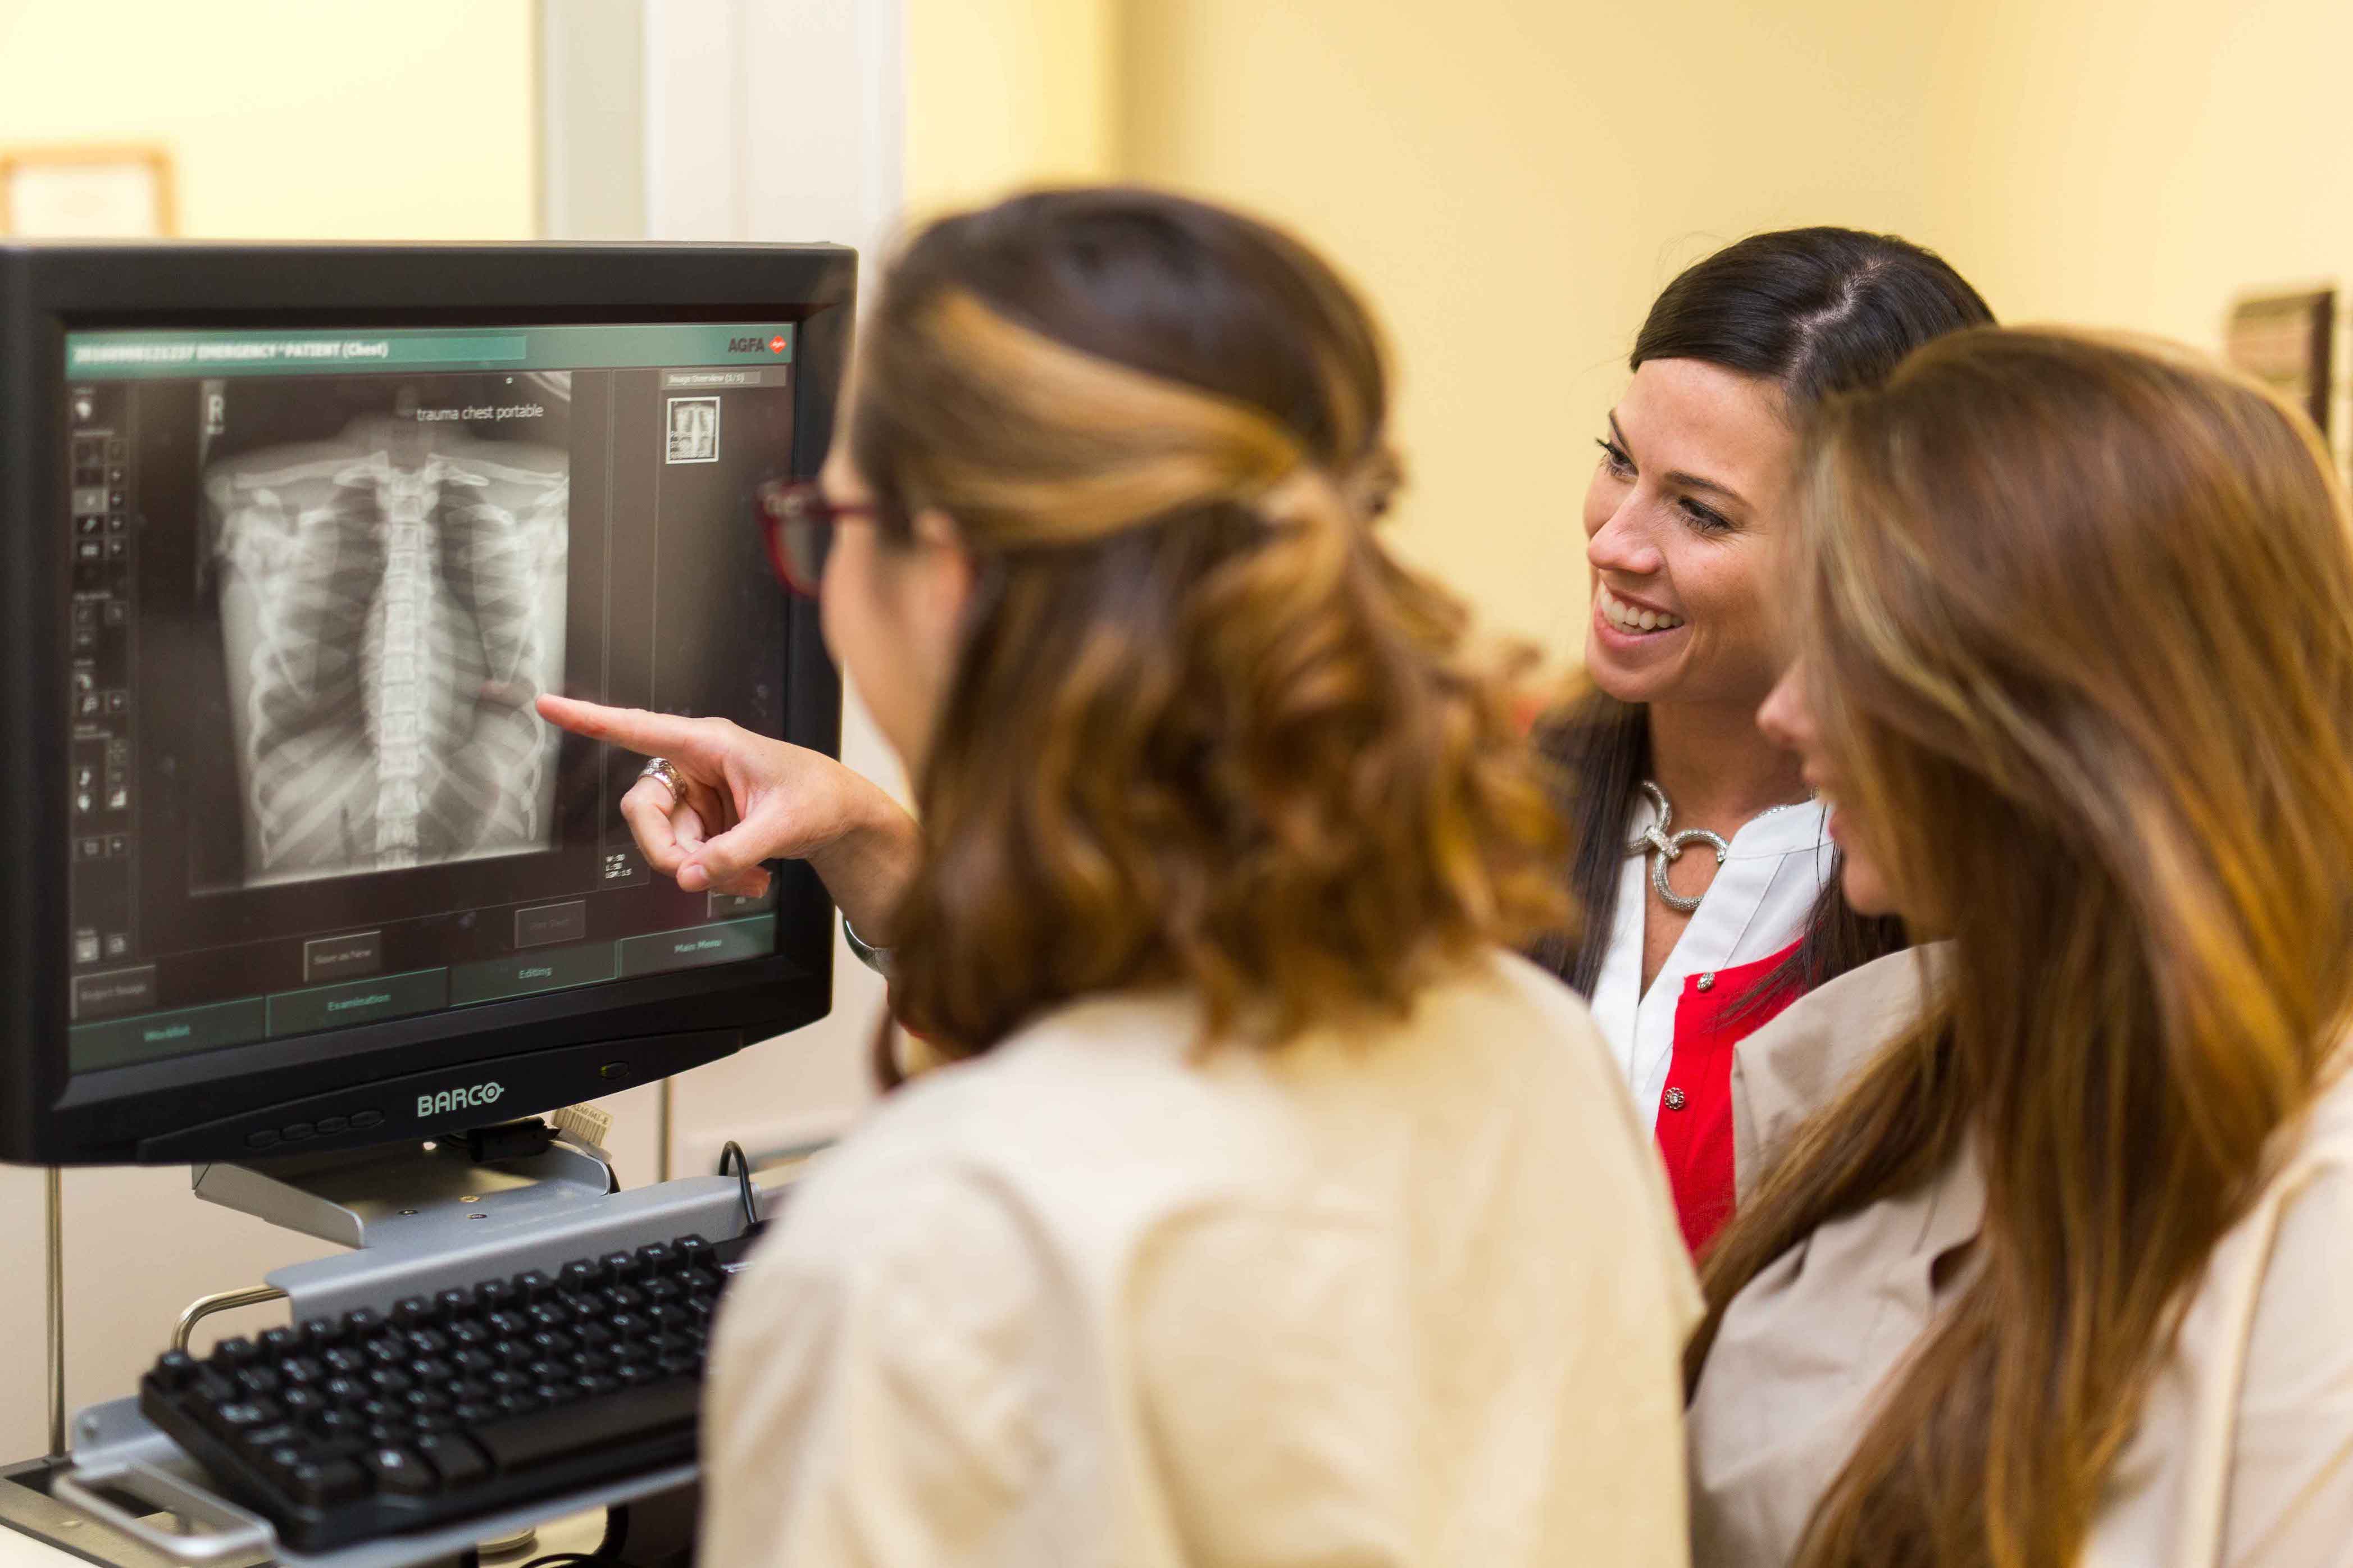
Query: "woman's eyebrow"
1609 410 1749 507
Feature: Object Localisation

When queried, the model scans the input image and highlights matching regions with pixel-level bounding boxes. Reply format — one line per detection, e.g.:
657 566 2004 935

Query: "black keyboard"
140 1234 733 1553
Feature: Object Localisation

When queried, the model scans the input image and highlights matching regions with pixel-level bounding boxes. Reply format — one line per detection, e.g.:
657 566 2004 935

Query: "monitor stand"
191 1131 620 1251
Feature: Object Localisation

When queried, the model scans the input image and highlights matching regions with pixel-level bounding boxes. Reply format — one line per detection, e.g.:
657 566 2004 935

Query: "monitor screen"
59 320 802 1080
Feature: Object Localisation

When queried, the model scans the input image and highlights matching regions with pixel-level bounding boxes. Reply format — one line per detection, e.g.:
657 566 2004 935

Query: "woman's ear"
909 505 978 633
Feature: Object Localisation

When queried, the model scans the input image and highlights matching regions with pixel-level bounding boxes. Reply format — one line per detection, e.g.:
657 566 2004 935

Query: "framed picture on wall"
2225 286 2335 438
0 144 176 238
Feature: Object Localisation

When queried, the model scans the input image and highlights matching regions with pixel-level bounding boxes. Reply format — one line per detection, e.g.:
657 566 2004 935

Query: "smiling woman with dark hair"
1537 228 1992 1253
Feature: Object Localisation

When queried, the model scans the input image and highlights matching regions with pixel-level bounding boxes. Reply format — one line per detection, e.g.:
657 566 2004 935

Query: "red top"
1651 939 1806 1257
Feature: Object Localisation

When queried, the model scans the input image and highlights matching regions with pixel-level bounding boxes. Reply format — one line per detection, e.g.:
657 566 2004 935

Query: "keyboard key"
286 1458 368 1508
208 1400 281 1433
558 1259 600 1293
259 1327 300 1357
415 1432 490 1488
152 1351 199 1391
475 1378 698 1474
515 1270 556 1303
389 1297 435 1329
342 1308 385 1339
361 1446 438 1496
213 1336 260 1368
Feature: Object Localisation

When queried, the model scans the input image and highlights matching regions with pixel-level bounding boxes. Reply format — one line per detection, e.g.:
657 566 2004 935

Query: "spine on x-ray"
210 443 566 882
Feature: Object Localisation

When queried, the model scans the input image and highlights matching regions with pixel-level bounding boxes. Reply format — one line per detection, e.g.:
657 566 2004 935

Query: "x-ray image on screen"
201 378 571 888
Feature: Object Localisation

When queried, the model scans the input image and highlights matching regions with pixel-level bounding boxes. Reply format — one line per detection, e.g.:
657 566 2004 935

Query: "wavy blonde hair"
1692 329 2353 1567
850 189 1569 1056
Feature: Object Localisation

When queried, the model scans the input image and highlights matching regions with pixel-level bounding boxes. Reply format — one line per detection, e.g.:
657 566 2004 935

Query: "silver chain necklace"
1627 780 1811 914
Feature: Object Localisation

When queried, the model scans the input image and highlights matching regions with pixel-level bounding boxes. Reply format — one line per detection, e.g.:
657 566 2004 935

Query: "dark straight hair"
1537 227 1994 1002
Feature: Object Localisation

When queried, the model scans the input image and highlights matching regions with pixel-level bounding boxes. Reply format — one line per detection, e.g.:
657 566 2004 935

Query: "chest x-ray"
205 406 570 887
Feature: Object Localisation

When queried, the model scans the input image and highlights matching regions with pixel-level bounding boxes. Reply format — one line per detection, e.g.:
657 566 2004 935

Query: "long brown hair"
852 188 1568 1058
1692 329 2353 1567
1540 228 1992 999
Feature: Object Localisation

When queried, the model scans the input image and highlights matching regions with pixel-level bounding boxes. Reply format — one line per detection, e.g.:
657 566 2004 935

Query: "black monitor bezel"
0 241 854 1164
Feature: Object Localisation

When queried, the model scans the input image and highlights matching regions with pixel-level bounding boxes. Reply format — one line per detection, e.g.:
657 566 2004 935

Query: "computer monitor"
0 243 854 1165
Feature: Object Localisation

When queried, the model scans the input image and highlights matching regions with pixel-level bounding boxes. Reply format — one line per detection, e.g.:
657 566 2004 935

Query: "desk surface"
0 1503 613 1568
0 1530 72 1567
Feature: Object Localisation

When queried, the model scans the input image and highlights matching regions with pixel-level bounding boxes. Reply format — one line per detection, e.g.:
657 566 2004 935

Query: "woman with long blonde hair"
1687 329 2353 1565
590 190 1700 1565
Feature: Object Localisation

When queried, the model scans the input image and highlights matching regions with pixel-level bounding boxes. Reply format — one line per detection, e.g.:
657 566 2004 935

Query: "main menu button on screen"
616 917 776 978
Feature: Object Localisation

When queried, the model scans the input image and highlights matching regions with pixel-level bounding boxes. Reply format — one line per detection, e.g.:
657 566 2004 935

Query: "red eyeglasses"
755 480 879 597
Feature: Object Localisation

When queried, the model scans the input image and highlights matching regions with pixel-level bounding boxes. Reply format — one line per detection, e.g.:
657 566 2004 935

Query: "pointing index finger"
536 694 730 771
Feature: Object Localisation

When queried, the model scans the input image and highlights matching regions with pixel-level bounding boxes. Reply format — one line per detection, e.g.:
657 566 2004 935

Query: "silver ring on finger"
638 756 686 806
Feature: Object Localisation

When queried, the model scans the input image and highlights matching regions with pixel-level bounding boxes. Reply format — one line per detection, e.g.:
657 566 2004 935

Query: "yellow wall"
904 0 1116 217
0 0 536 240
1926 0 2353 459
1115 0 1973 652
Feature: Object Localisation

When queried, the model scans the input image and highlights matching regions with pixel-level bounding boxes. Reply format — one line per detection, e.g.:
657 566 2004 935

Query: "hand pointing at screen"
536 692 921 945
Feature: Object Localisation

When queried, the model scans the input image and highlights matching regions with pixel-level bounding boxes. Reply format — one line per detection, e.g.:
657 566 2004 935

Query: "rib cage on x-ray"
206 415 570 887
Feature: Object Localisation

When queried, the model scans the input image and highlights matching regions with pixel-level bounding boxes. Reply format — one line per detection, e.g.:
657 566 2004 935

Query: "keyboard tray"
58 1173 749 1568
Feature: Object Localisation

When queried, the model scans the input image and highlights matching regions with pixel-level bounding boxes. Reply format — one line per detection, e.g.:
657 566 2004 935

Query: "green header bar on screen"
64 322 796 381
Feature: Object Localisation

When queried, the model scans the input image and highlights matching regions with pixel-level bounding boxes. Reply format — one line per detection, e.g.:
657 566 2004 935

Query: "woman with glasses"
549 188 1701 1564
547 229 1994 1257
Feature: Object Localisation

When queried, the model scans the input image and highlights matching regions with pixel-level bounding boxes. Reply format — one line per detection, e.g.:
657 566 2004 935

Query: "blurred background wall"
4 0 2351 1460
0 0 537 240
